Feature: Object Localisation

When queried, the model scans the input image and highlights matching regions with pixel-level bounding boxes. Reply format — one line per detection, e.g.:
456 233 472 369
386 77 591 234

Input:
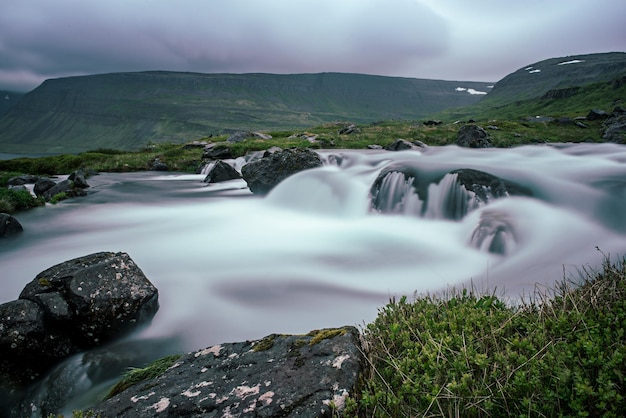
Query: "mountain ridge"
0 72 491 154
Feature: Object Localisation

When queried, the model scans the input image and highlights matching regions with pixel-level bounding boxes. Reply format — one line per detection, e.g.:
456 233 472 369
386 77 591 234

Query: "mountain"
0 72 491 154
433 52 626 121
0 91 24 118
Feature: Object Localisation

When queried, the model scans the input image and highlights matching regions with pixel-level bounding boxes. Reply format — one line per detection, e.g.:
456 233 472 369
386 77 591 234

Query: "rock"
150 158 168 171
7 175 40 186
452 168 532 203
0 252 158 387
33 177 57 197
367 144 383 150
541 86 580 100
202 144 233 160
456 125 493 148
263 146 283 157
241 148 323 195
385 138 426 152
0 213 23 237
227 131 272 143
587 108 610 121
68 170 90 189
338 124 360 135
90 327 364 418
601 109 626 144
203 160 242 183
422 120 442 126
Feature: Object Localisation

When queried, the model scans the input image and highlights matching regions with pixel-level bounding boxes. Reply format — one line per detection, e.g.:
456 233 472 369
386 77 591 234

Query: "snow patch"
558 59 585 65
455 87 488 95
525 66 541 74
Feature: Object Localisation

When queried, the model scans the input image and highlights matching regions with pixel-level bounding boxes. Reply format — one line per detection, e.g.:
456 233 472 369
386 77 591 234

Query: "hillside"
0 91 24 118
0 72 491 154
436 52 626 120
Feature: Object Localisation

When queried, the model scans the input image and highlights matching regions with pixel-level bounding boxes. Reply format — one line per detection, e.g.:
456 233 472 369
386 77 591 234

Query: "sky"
1 0 625 92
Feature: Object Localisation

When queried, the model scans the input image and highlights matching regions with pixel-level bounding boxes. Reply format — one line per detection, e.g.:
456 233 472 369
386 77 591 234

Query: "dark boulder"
0 252 158 387
385 138 427 152
68 170 90 189
227 131 272 143
203 160 242 183
202 144 233 160
587 108 610 121
90 327 364 417
7 175 40 186
601 109 626 144
33 177 57 197
456 125 493 148
422 119 442 126
241 148 323 195
338 124 360 135
150 158 168 171
0 213 23 237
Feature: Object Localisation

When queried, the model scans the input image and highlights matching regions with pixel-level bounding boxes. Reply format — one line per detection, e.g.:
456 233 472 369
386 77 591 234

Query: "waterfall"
370 171 423 216
423 173 480 220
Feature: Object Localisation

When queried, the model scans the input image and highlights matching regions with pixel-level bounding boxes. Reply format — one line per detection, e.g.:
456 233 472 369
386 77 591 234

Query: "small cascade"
423 173 480 220
469 210 517 255
200 162 215 175
370 171 423 216
200 157 246 176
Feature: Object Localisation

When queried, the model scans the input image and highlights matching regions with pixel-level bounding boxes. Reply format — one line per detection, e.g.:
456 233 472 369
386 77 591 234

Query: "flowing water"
1 143 626 415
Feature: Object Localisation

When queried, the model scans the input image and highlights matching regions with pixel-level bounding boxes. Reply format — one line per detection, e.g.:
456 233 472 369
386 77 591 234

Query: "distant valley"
0 72 490 154
0 52 624 154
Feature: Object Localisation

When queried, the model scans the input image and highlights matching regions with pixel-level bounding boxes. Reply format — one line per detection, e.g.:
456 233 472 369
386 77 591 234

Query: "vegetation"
346 255 626 417
105 354 182 399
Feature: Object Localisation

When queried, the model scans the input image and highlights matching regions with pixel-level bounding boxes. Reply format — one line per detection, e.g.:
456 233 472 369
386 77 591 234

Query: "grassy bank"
347 255 626 417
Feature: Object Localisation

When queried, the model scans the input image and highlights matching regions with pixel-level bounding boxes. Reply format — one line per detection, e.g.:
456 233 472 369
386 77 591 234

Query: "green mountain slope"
0 91 24 118
0 72 491 154
437 52 626 120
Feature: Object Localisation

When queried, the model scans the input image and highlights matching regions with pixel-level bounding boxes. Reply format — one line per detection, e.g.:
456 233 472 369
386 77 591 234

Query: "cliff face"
0 72 491 154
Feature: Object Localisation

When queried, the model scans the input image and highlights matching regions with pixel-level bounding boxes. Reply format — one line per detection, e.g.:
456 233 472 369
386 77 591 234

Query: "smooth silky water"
2 144 626 415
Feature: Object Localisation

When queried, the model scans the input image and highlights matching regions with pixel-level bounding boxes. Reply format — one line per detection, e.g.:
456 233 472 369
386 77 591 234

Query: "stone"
456 124 493 148
33 177 57 197
150 158 168 171
68 170 90 189
241 148 323 195
203 160 242 183
422 119 442 126
90 327 364 418
385 138 422 151
6 175 40 186
227 131 272 143
587 108 609 121
202 144 233 160
601 110 626 144
338 124 360 135
0 213 23 237
0 252 159 388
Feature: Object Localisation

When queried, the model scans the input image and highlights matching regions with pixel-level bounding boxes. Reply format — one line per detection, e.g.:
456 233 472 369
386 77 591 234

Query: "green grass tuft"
105 354 183 400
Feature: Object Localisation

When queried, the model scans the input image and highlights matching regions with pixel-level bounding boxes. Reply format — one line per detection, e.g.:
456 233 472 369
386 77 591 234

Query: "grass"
105 354 182 399
346 255 626 417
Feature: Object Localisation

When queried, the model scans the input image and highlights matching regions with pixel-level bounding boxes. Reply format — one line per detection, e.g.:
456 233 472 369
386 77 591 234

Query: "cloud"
0 0 449 91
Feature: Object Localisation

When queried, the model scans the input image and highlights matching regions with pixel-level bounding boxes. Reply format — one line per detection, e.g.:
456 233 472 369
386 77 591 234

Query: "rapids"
1 143 625 415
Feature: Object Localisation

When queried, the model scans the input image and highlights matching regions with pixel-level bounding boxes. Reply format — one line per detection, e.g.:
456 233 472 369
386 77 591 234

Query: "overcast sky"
1 0 625 92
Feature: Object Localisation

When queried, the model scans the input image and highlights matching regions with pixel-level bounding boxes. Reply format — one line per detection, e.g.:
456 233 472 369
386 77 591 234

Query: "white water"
1 143 626 414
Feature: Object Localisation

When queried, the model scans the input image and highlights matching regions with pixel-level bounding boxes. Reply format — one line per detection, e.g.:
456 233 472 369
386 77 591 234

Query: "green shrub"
49 192 68 204
351 256 626 417
0 188 43 213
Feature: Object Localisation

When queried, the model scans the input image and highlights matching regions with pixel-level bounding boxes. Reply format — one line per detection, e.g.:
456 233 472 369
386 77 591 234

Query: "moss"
307 327 349 346
105 354 182 399
252 334 277 352
38 277 52 287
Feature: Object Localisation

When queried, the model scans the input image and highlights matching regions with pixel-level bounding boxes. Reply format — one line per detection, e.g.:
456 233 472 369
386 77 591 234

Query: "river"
1 143 626 415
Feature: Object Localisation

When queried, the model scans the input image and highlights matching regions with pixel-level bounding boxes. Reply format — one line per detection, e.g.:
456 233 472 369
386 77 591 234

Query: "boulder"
202 144 233 160
587 108 610 121
0 213 23 237
6 175 40 186
33 177 57 197
227 131 272 143
241 148 323 195
385 138 428 152
0 252 158 386
90 327 364 417
456 125 493 148
601 108 626 144
338 124 360 135
68 170 90 189
422 120 442 126
150 158 169 171
203 160 242 183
